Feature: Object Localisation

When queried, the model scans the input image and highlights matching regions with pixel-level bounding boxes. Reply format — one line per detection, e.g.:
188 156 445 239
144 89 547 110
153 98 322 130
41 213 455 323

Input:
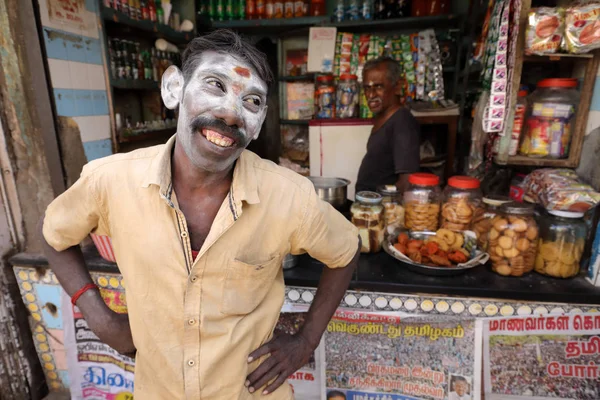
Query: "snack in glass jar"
470 195 511 251
535 210 587 278
489 203 539 277
378 185 405 228
351 191 385 253
403 173 442 232
440 176 483 231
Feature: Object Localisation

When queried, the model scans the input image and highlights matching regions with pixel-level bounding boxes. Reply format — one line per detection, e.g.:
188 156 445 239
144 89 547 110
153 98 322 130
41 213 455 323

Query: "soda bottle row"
108 37 180 82
104 0 163 24
198 0 326 21
333 0 409 22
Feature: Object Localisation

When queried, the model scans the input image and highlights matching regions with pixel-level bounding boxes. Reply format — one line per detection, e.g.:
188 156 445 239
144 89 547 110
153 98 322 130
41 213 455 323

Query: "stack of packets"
526 3 600 55
332 31 445 118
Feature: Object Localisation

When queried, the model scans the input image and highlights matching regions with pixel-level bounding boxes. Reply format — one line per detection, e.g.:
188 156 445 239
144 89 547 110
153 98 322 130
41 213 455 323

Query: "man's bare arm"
396 173 411 193
246 239 361 394
38 219 135 355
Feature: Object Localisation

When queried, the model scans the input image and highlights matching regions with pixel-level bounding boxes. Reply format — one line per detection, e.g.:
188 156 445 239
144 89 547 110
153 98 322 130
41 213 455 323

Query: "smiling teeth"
204 129 234 148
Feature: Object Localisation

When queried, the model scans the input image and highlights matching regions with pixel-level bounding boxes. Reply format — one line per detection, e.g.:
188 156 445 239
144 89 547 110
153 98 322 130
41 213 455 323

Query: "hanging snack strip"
416 31 428 101
425 29 445 101
481 0 504 90
400 34 417 102
484 0 510 133
501 0 523 137
338 33 354 76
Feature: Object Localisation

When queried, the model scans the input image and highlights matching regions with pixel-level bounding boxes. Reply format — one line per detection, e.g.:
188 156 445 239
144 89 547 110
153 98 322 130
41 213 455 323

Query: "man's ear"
252 105 268 140
161 66 184 110
393 78 405 96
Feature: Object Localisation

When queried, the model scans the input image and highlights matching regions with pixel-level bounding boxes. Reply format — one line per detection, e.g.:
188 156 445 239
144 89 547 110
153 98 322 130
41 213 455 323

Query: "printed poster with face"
62 285 135 400
483 313 600 400
324 311 482 400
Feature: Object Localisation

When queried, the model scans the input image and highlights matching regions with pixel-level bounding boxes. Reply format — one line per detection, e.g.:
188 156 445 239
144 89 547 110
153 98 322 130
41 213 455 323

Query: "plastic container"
334 0 345 21
294 0 305 16
440 176 483 231
470 195 512 251
519 78 579 159
489 203 539 277
346 0 360 20
336 74 359 118
535 210 587 278
508 90 528 156
310 0 325 15
284 0 294 17
351 191 385 253
274 0 284 17
403 173 442 232
315 75 335 119
377 185 405 229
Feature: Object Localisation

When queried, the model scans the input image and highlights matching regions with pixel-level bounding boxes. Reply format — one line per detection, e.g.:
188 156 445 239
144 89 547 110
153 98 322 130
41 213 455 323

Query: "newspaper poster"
276 309 324 400
324 311 482 400
47 0 87 30
63 286 135 400
483 313 600 400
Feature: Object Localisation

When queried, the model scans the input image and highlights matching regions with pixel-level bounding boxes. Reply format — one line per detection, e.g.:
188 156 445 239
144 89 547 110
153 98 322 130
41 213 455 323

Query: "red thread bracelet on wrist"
71 283 99 306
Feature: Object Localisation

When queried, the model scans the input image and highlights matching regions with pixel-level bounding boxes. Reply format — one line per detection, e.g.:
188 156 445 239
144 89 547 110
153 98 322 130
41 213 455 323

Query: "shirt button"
188 359 195 366
190 276 198 283
181 231 188 238
188 319 196 325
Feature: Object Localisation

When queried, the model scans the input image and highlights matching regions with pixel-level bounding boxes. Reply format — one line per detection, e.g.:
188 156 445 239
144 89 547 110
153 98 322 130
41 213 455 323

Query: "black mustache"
189 116 243 142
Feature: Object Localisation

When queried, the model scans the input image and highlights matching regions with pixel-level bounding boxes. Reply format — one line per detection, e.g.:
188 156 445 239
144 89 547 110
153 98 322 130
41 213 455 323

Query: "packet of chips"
525 7 565 55
565 3 600 54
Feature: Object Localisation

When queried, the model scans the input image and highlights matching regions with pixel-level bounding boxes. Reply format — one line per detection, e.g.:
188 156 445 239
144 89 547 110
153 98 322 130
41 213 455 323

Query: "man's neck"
171 141 234 194
373 104 401 131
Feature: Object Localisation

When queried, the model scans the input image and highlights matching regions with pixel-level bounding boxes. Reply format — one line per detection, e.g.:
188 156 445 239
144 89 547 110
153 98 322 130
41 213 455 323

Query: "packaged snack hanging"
525 7 565 55
489 203 539 277
508 90 528 156
440 176 483 232
535 210 587 278
336 74 359 118
315 75 335 119
351 191 385 253
519 79 579 159
403 173 442 232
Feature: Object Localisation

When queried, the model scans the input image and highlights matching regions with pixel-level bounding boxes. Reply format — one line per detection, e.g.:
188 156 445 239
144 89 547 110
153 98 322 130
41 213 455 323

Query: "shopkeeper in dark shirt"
356 57 420 193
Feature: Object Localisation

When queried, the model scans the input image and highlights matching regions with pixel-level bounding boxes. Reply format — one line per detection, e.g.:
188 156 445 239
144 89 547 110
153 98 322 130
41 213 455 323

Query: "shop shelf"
111 79 159 90
279 74 315 82
101 6 194 44
505 155 578 168
326 14 460 32
524 53 594 62
280 119 310 125
119 127 176 143
211 16 329 31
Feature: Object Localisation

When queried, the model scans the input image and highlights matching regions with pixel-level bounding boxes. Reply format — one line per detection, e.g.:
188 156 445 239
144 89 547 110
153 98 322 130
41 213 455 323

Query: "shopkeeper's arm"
246 181 360 395
396 173 411 193
38 165 135 356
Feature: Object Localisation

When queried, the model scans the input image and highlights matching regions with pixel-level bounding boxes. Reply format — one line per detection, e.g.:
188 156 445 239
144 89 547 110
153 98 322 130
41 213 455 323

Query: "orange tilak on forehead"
234 66 251 78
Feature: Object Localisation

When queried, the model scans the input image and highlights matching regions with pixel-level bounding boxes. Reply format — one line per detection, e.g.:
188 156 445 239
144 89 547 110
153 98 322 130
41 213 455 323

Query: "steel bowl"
307 176 350 208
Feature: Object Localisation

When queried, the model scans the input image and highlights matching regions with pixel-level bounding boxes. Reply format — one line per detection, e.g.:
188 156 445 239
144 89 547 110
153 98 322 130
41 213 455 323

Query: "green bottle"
216 0 224 20
156 1 164 23
238 0 245 19
225 0 234 20
206 0 214 20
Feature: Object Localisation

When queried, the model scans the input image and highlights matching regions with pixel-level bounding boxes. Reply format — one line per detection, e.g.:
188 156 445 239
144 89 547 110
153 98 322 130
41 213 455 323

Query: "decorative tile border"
285 286 600 317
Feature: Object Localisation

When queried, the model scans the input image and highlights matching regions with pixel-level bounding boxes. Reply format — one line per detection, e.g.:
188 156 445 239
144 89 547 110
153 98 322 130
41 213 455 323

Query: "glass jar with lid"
351 191 384 253
377 185 405 229
519 78 579 159
336 74 359 118
470 195 512 251
440 176 483 231
489 203 539 277
315 75 336 119
403 173 441 232
535 210 587 278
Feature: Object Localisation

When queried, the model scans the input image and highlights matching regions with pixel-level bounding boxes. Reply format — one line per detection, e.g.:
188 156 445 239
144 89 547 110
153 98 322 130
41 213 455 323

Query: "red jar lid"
518 90 528 97
537 78 577 88
448 176 481 189
317 75 334 82
340 73 358 80
408 173 440 186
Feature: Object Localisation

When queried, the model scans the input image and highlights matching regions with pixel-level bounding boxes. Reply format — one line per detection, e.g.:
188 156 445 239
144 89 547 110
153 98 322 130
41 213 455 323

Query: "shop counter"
9 249 600 393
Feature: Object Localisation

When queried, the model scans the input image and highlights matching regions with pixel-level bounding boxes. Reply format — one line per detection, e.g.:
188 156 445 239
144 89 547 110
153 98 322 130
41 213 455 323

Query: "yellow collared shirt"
43 136 359 399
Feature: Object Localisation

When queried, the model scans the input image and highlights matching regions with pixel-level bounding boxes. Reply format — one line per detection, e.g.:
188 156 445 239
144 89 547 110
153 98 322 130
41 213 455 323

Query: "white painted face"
161 51 268 172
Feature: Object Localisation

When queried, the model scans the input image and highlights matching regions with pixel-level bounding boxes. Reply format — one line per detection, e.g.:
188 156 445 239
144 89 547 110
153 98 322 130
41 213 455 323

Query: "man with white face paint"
40 30 360 399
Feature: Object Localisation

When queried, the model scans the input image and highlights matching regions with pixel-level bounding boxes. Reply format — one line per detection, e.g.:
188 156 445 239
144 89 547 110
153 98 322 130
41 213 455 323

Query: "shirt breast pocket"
220 256 281 316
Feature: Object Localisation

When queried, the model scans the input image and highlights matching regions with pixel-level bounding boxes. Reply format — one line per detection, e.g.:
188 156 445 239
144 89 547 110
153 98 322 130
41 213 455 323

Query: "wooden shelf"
524 53 594 62
279 74 315 82
325 14 460 32
505 155 578 168
101 6 193 44
280 119 310 125
211 16 328 31
111 79 159 90
119 127 176 143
